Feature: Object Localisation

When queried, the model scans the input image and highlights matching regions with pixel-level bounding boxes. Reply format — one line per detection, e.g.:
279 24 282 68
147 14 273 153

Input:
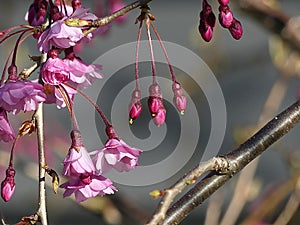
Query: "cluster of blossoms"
0 0 142 203
198 0 243 42
128 6 187 126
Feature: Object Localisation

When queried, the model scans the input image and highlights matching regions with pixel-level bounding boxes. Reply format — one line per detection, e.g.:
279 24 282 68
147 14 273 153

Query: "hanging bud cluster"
198 0 243 42
129 6 187 127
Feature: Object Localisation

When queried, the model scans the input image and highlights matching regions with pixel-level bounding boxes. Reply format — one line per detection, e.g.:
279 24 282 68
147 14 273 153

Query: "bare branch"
33 53 48 225
239 0 300 53
145 157 230 225
162 100 300 225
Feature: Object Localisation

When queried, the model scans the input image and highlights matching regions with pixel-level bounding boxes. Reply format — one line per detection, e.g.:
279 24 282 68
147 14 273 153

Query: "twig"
239 0 300 53
161 100 300 225
145 157 230 225
77 0 152 35
33 53 48 225
220 76 288 225
33 103 48 225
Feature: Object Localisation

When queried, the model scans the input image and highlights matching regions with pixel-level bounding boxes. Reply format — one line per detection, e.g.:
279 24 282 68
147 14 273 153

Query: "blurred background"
1 0 300 224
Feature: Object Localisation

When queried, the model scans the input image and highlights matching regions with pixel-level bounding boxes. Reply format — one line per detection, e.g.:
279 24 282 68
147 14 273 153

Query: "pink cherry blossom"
64 57 102 89
62 145 96 177
0 108 15 142
70 7 98 21
60 174 117 202
91 138 142 174
38 18 85 53
0 80 46 114
42 57 70 85
1 166 16 202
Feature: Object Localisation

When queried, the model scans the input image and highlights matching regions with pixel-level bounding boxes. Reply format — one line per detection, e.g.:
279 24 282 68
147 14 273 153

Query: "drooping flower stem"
9 30 33 78
1 30 33 84
56 84 82 132
145 18 157 83
135 20 143 89
60 0 68 17
0 24 33 45
64 83 112 128
149 21 176 83
34 103 48 225
8 136 19 167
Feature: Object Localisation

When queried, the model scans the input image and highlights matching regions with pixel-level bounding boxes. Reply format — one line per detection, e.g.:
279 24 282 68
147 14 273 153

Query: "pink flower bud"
148 96 161 116
148 83 163 116
198 22 213 42
218 5 233 28
128 89 142 124
172 81 186 114
129 102 142 124
153 107 166 127
200 0 216 28
229 19 243 40
1 166 16 202
72 0 82 10
218 0 230 6
173 95 187 115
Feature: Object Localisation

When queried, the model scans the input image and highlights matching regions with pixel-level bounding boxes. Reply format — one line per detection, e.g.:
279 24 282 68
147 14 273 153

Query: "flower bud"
129 102 142 125
72 0 82 11
129 89 142 124
218 0 230 6
1 166 16 202
198 22 213 42
229 19 243 40
218 5 233 28
153 107 166 127
148 83 163 116
172 82 186 115
148 96 161 116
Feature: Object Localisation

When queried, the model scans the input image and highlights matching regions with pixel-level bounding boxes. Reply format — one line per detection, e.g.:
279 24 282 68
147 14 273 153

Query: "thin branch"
162 100 300 225
145 157 230 225
78 0 152 35
220 76 288 225
33 52 48 225
239 0 300 53
33 103 48 225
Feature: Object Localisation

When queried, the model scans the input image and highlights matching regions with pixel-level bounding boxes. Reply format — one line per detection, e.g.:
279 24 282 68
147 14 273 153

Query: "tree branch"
145 157 230 225
76 0 152 35
33 102 48 225
239 0 300 53
162 100 300 225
